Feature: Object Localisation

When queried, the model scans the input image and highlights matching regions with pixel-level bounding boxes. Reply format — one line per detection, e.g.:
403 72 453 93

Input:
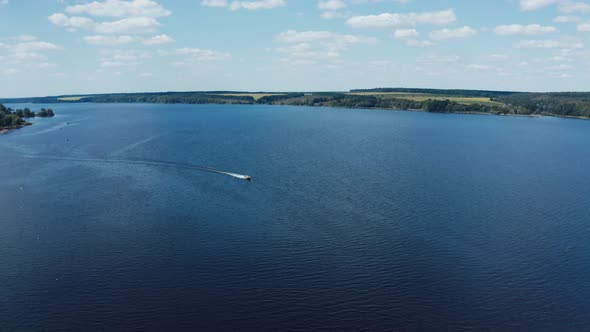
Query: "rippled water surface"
1 103 590 330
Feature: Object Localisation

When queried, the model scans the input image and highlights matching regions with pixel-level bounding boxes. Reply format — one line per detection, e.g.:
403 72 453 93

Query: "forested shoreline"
2 88 590 119
0 104 55 131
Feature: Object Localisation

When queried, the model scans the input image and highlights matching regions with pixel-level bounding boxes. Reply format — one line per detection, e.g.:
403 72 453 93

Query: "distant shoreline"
2 88 589 121
3 101 588 123
264 104 590 121
0 123 32 134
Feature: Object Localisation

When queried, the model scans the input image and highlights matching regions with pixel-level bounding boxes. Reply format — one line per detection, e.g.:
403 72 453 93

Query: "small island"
0 103 55 132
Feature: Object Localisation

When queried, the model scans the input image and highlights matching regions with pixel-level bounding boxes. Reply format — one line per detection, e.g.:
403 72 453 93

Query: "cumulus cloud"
559 1 590 13
174 48 230 61
554 15 581 23
393 28 419 39
393 28 431 47
318 0 346 10
49 0 170 35
494 24 558 35
49 14 161 34
201 0 286 10
143 34 174 45
347 9 456 28
406 39 433 47
276 29 376 66
277 30 334 43
13 41 60 53
201 0 228 7
517 38 583 48
520 0 590 13
466 64 491 71
82 33 174 46
101 53 141 67
98 50 152 68
94 17 161 34
84 35 136 45
65 0 171 17
0 39 61 68
520 0 561 11
429 26 476 40
48 13 96 30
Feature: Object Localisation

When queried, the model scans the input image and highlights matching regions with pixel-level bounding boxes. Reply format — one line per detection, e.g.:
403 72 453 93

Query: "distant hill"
350 88 522 98
1 88 589 119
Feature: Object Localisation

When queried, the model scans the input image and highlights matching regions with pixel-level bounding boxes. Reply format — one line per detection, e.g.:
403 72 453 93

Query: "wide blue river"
1 103 589 330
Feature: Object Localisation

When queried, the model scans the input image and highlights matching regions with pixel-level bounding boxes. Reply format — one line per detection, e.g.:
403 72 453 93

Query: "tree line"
494 93 590 118
350 88 521 98
2 89 590 119
0 103 55 131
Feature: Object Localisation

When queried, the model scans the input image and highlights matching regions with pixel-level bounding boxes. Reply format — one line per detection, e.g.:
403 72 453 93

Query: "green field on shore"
347 92 504 106
57 96 88 101
217 93 284 100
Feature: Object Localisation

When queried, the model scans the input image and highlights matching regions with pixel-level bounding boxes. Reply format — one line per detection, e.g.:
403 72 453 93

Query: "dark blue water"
1 103 590 331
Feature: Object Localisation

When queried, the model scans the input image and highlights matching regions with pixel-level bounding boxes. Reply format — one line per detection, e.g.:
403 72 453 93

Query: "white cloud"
201 0 228 7
394 28 419 39
318 0 346 10
84 35 136 45
276 29 375 66
517 38 583 48
13 41 60 53
277 43 338 65
405 39 433 47
101 54 140 67
231 0 286 10
347 9 456 28
520 0 590 13
96 17 161 34
277 30 334 43
98 50 152 68
578 22 590 31
49 14 161 34
485 54 510 61
12 35 37 42
554 15 581 22
417 54 461 65
143 34 174 45
520 0 560 11
174 48 230 61
494 24 558 35
81 33 173 46
0 39 61 68
48 13 96 30
559 1 590 13
393 29 431 46
65 0 170 18
429 26 476 40
50 1 170 35
202 0 286 10
466 64 491 70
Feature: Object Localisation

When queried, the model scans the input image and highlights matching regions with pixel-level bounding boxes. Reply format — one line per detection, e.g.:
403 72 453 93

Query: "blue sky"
0 0 589 97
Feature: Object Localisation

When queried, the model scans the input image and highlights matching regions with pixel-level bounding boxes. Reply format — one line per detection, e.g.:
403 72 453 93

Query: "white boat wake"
17 155 252 181
221 172 251 180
